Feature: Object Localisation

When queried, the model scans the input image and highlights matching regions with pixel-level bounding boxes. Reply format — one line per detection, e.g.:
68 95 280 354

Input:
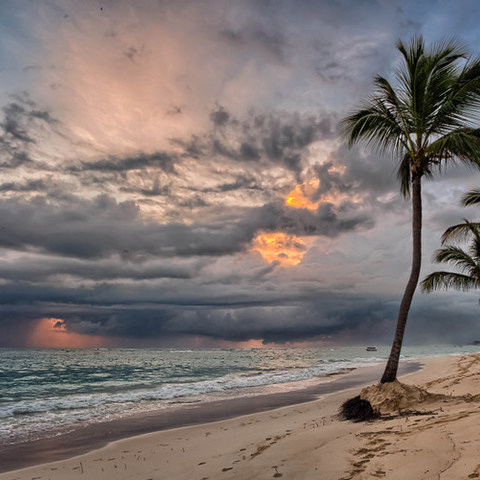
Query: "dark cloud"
0 195 246 259
123 44 147 62
175 108 333 177
249 112 332 172
209 104 230 127
239 142 261 161
0 177 56 194
69 151 178 174
0 189 372 261
249 201 373 238
219 27 287 63
0 281 385 341
0 94 57 169
120 177 172 197
311 161 352 200
202 173 262 193
170 135 206 159
175 195 210 209
0 255 207 283
2 103 35 142
166 105 184 115
315 61 346 82
2 268 480 347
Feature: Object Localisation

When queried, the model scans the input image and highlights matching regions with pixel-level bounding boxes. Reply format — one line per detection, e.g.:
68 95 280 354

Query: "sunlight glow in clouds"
253 179 324 265
27 318 110 348
252 178 326 265
285 179 320 210
252 232 307 266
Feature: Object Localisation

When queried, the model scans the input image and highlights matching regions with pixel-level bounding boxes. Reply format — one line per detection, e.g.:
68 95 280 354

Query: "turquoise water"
1 345 479 445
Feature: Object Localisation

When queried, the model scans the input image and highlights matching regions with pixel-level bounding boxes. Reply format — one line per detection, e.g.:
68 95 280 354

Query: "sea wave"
3 345 478 444
0 358 380 421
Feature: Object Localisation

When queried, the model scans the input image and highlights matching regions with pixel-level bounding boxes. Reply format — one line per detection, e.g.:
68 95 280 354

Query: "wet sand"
0 361 419 473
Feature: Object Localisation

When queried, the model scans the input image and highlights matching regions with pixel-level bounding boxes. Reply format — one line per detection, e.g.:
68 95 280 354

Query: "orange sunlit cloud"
232 339 267 348
252 178 322 266
285 179 320 210
252 232 307 266
253 170 358 266
285 166 358 210
26 318 110 348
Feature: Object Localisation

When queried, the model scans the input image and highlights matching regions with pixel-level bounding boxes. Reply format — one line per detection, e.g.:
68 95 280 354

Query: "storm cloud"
1 0 480 348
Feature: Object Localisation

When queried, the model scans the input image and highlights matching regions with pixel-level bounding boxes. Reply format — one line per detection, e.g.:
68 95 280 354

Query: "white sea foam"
0 358 379 420
1 345 479 444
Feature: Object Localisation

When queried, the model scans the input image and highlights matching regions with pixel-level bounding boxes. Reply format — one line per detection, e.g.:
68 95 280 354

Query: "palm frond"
461 189 480 206
432 245 479 273
427 128 480 168
425 220 480 295
470 237 480 259
421 271 480 292
397 37 468 136
426 55 480 137
441 219 480 244
340 98 408 153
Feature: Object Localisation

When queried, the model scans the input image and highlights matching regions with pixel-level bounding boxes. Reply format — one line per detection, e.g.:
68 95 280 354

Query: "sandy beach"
2 353 480 479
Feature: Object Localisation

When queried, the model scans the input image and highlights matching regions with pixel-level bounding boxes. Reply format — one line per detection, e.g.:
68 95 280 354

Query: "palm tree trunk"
380 174 422 383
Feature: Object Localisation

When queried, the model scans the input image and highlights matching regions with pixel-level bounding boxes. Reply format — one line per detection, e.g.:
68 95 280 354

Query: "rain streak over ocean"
2 345 479 445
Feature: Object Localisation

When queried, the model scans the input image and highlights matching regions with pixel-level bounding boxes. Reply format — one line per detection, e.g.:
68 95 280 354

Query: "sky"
2 0 480 348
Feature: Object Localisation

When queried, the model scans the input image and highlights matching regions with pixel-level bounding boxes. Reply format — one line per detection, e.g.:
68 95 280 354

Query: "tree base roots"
339 395 380 422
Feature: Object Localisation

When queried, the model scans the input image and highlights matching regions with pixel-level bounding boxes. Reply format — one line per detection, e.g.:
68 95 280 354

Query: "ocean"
1 345 479 446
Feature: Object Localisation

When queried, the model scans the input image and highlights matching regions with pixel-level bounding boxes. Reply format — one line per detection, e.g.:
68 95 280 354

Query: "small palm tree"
422 190 480 293
341 37 480 383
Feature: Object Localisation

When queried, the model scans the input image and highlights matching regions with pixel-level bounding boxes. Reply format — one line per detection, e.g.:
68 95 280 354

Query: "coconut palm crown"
341 36 480 383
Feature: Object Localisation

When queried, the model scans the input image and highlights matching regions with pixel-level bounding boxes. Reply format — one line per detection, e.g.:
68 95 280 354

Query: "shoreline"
0 360 420 473
4 354 480 479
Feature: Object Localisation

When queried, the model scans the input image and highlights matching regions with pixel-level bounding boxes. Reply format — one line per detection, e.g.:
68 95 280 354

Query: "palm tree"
422 190 480 293
341 37 480 383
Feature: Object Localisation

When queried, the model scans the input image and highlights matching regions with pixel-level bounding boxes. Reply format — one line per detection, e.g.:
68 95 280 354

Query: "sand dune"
2 354 480 479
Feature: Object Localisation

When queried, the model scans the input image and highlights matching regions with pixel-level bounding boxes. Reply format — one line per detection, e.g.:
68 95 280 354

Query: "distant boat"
366 346 377 352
